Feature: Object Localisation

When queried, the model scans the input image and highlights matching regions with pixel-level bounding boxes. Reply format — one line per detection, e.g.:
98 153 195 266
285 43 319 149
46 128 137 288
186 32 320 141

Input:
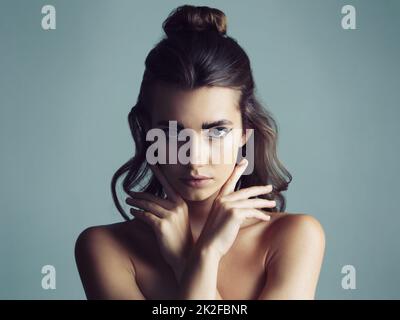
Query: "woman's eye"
207 127 231 139
161 127 231 139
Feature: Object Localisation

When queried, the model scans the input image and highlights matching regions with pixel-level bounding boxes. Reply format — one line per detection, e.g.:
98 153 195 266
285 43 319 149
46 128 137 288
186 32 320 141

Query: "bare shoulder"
269 212 324 232
74 220 148 299
74 219 149 267
74 222 134 280
257 213 326 299
267 212 325 247
75 222 129 254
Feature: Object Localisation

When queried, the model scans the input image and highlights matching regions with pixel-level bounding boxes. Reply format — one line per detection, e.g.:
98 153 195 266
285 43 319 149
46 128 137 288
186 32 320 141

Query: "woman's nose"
187 133 209 165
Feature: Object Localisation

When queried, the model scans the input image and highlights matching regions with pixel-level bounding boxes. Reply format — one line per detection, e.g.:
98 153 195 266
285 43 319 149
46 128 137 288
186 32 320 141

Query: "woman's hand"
195 158 276 260
125 164 193 282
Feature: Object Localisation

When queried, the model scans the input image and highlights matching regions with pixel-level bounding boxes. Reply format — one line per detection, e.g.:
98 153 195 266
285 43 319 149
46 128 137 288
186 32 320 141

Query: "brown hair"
111 5 292 220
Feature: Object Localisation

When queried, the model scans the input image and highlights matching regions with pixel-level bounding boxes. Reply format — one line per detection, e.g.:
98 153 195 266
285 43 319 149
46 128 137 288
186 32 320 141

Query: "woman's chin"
179 189 216 202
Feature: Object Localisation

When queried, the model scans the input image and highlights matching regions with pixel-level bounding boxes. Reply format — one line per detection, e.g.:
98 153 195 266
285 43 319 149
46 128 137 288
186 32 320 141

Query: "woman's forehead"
150 84 241 126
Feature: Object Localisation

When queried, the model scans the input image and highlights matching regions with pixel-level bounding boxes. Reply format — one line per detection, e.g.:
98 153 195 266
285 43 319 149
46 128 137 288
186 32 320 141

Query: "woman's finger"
222 184 273 202
130 208 161 228
243 209 271 221
148 163 181 202
229 198 276 209
126 198 171 218
127 191 174 210
232 208 271 221
218 158 248 197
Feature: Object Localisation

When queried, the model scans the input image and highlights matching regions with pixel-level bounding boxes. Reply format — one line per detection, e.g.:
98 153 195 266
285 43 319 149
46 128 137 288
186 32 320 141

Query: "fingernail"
271 201 276 207
240 158 248 166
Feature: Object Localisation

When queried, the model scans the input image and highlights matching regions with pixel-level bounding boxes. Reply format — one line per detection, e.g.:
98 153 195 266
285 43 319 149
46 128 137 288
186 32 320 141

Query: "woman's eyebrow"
156 119 233 129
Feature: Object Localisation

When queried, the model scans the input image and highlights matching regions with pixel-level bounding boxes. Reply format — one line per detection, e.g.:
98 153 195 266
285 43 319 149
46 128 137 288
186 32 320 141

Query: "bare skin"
74 161 325 300
75 210 324 299
74 85 325 299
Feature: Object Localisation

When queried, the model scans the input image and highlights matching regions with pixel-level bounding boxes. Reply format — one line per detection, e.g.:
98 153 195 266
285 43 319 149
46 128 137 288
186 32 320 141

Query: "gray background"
1 0 399 299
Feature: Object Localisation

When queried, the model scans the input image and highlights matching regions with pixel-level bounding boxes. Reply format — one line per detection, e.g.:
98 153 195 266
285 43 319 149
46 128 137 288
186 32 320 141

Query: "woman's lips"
180 178 213 188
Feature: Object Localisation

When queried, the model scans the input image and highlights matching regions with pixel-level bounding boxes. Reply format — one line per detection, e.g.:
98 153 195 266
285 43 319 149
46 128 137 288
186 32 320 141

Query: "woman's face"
149 83 249 201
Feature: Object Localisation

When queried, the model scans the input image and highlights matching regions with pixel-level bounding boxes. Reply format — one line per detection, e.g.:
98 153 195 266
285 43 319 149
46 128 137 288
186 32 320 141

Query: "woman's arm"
177 214 325 300
177 242 222 300
175 159 273 300
75 225 224 300
257 214 325 299
174 255 224 300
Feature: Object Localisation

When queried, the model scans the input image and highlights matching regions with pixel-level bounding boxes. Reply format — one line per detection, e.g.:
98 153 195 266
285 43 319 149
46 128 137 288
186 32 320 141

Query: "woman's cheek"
213 162 236 186
209 135 239 165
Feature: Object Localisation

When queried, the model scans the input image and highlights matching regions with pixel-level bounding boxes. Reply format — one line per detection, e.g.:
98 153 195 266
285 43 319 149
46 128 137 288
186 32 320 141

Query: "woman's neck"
185 191 219 243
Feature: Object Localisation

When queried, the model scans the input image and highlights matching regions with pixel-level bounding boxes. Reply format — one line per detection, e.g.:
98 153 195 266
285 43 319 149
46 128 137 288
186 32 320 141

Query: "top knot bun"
162 5 227 37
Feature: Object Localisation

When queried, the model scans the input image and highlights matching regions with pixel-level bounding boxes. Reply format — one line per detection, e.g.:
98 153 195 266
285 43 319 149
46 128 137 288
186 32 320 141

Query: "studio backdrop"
0 0 399 299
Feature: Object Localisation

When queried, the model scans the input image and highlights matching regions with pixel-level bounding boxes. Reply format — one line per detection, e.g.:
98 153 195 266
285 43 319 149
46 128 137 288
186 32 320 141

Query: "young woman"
74 5 325 300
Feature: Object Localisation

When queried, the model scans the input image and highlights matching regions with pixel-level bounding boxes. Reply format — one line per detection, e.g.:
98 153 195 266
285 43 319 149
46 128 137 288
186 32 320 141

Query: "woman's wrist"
191 240 222 265
172 249 221 283
177 243 221 299
171 243 221 283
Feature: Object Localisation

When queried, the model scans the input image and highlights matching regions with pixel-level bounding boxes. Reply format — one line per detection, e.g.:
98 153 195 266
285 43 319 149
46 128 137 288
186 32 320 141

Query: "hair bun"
162 5 227 37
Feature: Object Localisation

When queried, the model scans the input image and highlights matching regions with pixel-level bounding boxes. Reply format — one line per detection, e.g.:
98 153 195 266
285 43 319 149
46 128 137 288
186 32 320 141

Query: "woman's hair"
111 5 292 220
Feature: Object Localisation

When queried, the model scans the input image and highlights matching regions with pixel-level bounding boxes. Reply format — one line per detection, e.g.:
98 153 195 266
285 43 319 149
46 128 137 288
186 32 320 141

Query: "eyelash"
162 127 232 139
